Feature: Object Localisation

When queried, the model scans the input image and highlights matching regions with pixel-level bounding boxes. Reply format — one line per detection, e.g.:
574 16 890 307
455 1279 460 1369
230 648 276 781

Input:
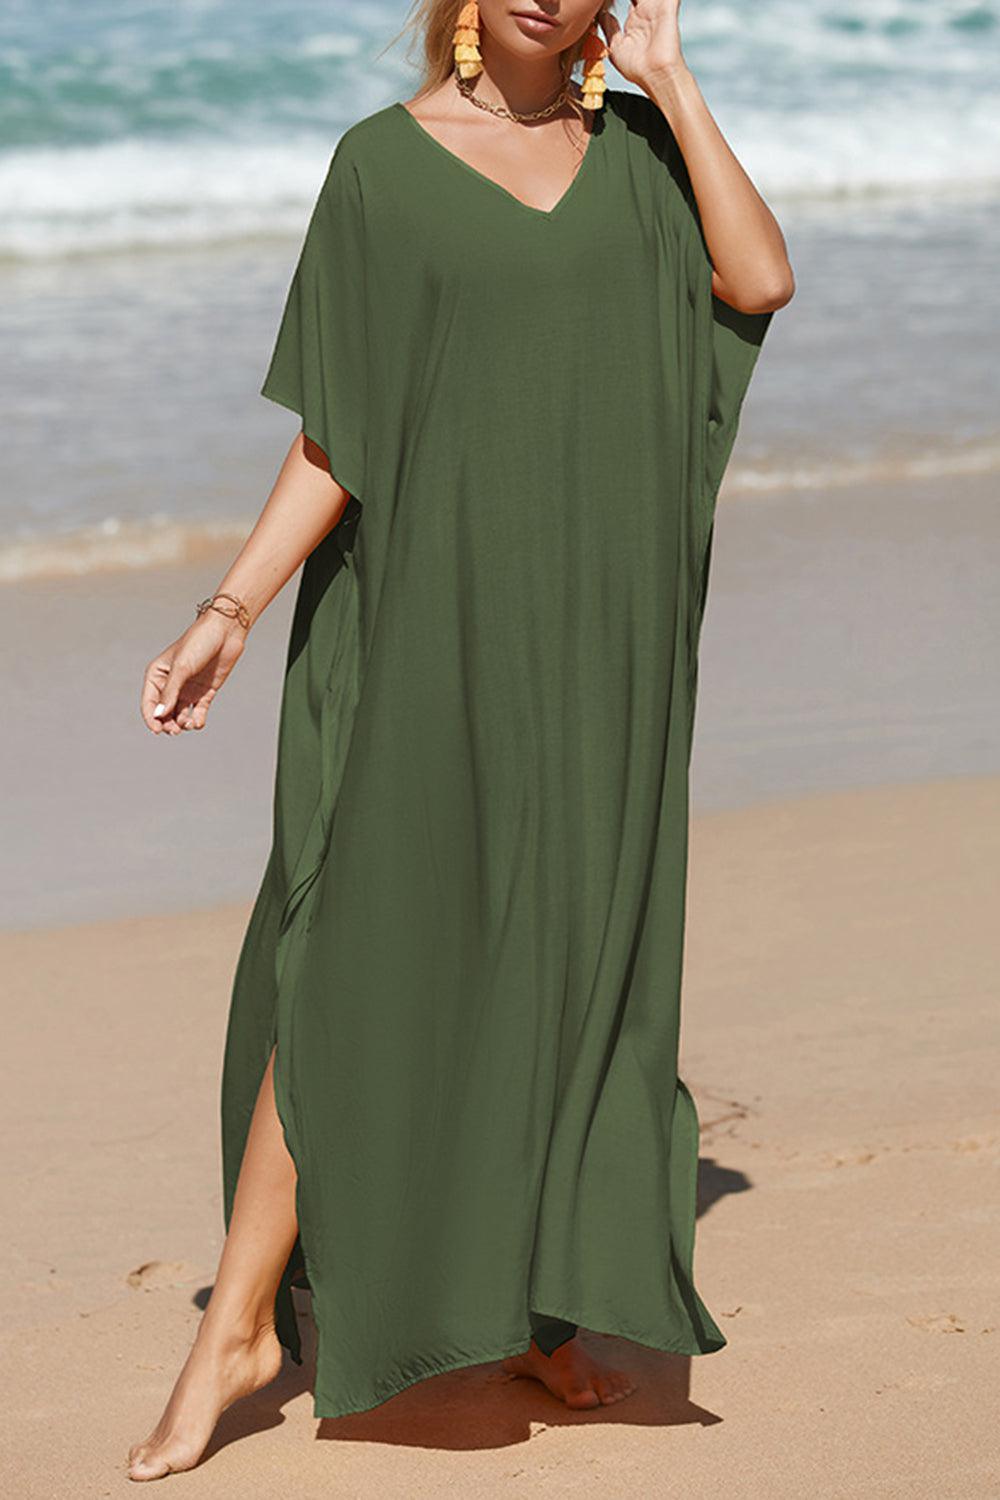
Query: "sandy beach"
4 10 1000 1487
4 767 998 1497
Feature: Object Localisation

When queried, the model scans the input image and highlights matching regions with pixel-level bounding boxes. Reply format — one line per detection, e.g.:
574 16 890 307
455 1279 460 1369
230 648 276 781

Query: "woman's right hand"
140 609 248 736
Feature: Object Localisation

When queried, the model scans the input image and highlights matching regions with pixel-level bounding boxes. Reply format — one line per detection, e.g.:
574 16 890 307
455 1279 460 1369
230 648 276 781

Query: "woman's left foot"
502 1336 636 1409
125 1317 284 1481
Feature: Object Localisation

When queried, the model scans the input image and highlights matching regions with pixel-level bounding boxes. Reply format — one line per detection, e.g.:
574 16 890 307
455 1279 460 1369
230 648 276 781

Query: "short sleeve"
625 90 774 509
698 255 773 516
663 127 772 508
260 138 367 500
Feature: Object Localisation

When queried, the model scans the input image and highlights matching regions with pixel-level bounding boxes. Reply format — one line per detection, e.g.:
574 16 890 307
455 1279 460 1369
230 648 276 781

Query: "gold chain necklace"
454 72 572 122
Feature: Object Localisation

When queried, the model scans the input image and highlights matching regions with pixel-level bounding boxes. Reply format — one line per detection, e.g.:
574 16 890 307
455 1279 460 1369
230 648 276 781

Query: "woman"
129 0 792 1479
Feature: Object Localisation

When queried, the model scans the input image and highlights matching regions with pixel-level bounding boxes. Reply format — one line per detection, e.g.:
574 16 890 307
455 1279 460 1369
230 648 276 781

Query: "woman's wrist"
640 60 697 116
194 590 254 634
208 576 275 631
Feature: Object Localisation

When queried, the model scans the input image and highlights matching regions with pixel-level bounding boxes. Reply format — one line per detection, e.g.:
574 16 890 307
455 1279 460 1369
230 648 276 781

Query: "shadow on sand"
195 1147 752 1458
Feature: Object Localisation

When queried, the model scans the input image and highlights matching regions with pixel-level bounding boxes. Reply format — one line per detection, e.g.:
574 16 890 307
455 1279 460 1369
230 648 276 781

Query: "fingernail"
154 703 166 718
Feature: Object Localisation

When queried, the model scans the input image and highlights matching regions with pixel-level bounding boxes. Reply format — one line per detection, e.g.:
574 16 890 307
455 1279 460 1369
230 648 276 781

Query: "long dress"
219 85 775 1421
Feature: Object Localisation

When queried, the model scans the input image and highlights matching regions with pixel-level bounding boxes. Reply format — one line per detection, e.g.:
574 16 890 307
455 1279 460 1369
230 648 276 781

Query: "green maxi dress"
220 86 775 1420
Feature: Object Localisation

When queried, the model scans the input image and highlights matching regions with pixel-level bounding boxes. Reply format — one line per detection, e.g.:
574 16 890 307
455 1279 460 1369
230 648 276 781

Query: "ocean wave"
1 103 997 260
2 0 999 257
724 439 1000 497
0 137 333 260
0 514 252 583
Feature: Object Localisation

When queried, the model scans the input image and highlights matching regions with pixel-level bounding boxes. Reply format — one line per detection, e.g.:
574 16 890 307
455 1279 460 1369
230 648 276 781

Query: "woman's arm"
646 63 794 314
140 434 347 735
601 0 795 315
209 435 348 632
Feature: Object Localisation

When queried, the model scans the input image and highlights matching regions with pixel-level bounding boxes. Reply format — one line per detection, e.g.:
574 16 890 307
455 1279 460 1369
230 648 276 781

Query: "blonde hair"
377 0 601 123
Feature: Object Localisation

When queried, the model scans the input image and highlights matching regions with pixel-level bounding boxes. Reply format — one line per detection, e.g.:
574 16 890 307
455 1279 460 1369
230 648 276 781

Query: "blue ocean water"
2 0 999 577
1 0 998 256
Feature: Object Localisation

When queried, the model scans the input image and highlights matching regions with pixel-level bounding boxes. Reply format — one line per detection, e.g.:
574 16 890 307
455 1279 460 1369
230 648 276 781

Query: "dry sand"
4 773 998 1497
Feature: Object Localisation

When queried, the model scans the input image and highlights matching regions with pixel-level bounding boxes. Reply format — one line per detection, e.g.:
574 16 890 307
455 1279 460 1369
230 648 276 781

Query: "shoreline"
7 465 999 933
6 190 1000 567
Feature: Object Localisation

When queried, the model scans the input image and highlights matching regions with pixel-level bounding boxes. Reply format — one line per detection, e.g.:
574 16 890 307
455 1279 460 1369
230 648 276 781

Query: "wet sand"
4 467 1000 931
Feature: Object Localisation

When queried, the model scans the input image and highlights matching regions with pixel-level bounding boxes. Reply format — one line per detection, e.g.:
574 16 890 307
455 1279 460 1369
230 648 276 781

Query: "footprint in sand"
906 1312 966 1334
125 1260 195 1291
951 1135 997 1153
827 1149 879 1168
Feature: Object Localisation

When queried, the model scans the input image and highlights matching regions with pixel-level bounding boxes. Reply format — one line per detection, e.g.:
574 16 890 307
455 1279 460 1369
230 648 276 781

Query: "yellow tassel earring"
580 15 608 109
453 0 484 80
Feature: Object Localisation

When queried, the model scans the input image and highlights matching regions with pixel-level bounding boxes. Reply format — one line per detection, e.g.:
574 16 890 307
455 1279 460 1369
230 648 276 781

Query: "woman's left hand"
597 0 687 92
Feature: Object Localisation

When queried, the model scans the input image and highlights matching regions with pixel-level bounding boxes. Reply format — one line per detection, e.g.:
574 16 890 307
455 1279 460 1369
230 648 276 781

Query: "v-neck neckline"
393 98 603 221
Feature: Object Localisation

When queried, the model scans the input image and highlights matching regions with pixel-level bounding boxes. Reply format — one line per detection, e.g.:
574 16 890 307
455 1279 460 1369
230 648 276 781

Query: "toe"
565 1384 601 1409
127 1452 172 1482
595 1368 636 1404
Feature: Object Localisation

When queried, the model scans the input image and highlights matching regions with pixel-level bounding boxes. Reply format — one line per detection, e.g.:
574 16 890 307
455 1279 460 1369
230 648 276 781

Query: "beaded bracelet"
195 591 252 630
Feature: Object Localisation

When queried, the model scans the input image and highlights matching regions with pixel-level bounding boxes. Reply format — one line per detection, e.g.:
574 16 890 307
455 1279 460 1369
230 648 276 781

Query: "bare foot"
502 1335 637 1409
125 1317 284 1481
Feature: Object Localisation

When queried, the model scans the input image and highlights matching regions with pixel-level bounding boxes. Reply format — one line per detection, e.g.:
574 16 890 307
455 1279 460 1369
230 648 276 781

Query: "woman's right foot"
125 1315 284 1481
502 1336 637 1409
